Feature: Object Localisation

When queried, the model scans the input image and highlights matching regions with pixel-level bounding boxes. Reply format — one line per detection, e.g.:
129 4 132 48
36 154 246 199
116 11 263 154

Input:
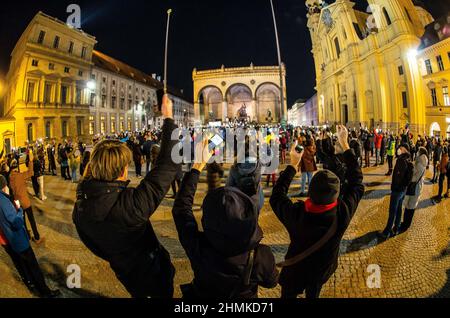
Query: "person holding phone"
270 126 364 298
73 95 180 298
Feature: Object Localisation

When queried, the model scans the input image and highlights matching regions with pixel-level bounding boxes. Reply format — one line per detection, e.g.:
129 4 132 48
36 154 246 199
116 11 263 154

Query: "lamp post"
164 9 173 95
269 0 286 123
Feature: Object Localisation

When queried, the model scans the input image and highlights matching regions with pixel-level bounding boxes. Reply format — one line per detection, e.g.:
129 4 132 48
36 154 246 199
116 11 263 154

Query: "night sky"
0 0 449 106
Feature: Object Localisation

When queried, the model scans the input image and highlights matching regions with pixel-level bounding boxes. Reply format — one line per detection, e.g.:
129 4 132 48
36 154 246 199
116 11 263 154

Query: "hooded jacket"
227 159 264 211
72 119 179 294
172 170 278 298
269 150 364 294
0 191 29 253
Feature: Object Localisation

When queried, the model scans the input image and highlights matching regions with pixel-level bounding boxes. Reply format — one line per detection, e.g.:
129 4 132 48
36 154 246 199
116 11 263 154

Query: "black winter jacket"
172 170 279 298
72 119 179 292
391 152 411 192
269 150 364 294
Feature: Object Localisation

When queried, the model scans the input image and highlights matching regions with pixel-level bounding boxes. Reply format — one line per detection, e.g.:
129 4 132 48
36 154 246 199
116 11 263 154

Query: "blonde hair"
86 140 132 181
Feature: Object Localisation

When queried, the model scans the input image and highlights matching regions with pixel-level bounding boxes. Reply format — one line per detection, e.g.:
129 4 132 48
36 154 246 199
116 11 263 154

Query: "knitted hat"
308 170 340 205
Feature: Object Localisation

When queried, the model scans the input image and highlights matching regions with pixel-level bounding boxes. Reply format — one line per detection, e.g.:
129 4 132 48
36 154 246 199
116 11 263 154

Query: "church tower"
366 0 426 38
305 0 325 123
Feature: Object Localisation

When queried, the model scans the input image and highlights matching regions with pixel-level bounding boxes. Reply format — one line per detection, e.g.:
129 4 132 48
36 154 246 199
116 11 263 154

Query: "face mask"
397 149 402 156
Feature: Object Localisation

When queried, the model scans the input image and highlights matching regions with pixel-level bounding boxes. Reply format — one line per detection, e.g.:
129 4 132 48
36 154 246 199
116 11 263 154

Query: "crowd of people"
0 95 449 298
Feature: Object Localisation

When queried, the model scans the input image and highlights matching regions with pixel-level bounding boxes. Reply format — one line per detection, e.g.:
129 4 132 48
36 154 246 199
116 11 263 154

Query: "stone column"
56 79 62 106
194 101 201 126
71 82 77 106
222 101 228 123
38 76 45 106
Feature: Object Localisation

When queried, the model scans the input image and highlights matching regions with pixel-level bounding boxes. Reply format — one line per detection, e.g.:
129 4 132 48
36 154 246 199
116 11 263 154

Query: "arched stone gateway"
193 64 287 125
429 122 441 137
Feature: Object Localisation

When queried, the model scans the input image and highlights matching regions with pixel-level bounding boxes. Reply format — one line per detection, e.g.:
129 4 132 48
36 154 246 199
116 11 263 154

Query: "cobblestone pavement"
1 158 449 298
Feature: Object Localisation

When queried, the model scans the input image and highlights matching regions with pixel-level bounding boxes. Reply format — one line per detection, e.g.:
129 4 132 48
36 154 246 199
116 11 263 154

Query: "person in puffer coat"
172 142 278 299
270 125 364 298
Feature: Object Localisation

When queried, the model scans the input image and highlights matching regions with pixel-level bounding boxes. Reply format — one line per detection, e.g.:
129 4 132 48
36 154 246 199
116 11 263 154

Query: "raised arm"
336 126 365 231
172 139 213 257
269 143 305 234
122 96 180 225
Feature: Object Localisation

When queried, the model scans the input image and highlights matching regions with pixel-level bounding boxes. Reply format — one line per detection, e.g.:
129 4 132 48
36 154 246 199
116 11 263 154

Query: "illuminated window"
111 116 116 133
62 121 68 137
425 59 433 74
89 116 95 135
44 83 52 103
443 86 450 106
431 88 438 106
334 37 341 58
61 86 68 105
26 82 35 103
45 121 51 139
90 93 95 107
100 116 106 134
77 120 83 135
27 123 33 142
53 36 60 49
101 95 106 108
127 120 131 131
402 91 408 108
76 87 82 105
119 118 124 132
383 8 392 26
37 30 45 44
437 55 444 71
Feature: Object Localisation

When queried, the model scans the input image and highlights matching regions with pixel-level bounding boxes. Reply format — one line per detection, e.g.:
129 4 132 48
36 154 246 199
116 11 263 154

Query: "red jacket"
374 132 383 149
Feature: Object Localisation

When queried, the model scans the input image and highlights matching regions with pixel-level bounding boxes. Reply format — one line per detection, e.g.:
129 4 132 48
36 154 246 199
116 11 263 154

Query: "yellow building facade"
3 12 97 146
306 0 441 136
416 14 450 139
192 64 287 125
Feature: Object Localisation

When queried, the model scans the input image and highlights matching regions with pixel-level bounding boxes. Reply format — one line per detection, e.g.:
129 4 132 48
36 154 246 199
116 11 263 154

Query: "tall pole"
269 0 286 123
164 9 173 94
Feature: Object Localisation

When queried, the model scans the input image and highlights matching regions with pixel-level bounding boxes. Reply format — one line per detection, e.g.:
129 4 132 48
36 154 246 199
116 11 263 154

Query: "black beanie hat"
308 170 340 205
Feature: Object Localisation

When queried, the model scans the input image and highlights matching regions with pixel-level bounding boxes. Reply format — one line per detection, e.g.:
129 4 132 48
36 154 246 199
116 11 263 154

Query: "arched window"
383 7 392 26
27 123 33 142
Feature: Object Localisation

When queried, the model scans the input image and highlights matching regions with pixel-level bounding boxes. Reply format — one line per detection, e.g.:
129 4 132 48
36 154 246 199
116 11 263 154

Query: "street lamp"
269 0 286 123
87 80 96 91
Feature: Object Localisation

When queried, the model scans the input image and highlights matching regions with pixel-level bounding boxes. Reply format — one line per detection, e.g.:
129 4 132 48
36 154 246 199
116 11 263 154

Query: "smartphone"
209 134 224 151
295 145 304 153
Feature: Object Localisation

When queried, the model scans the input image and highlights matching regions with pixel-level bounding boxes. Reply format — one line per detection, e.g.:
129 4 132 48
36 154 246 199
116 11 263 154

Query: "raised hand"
161 94 173 119
289 142 303 172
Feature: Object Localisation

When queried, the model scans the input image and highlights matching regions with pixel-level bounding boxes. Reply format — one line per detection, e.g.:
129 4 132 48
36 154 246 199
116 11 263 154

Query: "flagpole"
269 0 286 122
164 9 173 94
